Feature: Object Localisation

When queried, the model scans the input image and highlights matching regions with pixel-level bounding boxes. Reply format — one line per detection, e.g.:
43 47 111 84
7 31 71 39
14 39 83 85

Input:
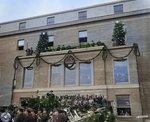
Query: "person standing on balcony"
29 47 33 55
26 48 30 56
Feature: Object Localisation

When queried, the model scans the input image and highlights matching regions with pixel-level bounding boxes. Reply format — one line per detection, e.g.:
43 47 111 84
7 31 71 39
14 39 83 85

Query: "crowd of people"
0 106 51 122
60 94 107 108
0 94 108 122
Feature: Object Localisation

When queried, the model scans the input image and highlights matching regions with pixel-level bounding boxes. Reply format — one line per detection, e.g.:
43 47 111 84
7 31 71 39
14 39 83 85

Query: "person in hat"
40 109 48 122
53 109 68 122
23 108 33 122
30 109 37 122
16 107 25 122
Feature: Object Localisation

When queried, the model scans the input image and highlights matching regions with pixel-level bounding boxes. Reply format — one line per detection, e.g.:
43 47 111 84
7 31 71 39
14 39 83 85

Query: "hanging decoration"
64 55 76 70
133 43 140 56
36 54 41 66
102 46 108 60
13 43 140 82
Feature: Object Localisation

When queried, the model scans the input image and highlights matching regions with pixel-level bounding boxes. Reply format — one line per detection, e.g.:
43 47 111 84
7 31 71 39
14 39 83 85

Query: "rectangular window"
47 17 55 25
65 66 77 85
19 22 26 30
51 65 62 86
18 40 24 50
79 11 87 20
114 59 129 83
80 63 91 85
79 31 87 43
114 5 123 14
48 35 54 47
23 69 34 88
116 95 131 116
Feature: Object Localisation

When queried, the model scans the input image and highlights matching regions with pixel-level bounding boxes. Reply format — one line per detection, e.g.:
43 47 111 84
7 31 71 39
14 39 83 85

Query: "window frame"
48 35 54 47
50 64 64 87
17 39 25 50
65 63 78 86
79 30 87 43
78 11 87 20
114 4 123 14
23 68 34 88
116 95 131 116
79 62 93 85
113 58 130 84
49 61 94 87
47 17 55 25
19 22 26 30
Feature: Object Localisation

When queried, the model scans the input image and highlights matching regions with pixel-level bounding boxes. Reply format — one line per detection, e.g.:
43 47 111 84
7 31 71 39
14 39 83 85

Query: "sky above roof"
0 0 120 23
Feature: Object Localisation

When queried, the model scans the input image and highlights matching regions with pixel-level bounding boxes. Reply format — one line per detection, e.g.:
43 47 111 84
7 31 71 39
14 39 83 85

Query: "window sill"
22 87 33 89
117 116 132 118
17 50 24 51
115 82 129 85
65 84 92 86
79 84 92 86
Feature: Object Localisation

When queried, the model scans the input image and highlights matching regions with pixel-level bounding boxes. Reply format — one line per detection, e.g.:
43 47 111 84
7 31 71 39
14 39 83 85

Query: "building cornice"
0 0 133 24
0 8 150 37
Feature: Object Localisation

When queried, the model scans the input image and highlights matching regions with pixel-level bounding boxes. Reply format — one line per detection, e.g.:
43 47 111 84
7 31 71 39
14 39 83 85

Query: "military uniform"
16 113 24 122
32 115 37 122
23 114 33 122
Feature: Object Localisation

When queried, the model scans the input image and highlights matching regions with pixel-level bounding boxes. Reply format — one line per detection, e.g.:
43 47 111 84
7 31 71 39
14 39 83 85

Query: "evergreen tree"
112 21 125 46
36 32 49 52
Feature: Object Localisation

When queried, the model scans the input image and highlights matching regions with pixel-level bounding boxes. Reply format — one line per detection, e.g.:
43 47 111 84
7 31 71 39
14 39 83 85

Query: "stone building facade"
0 0 150 119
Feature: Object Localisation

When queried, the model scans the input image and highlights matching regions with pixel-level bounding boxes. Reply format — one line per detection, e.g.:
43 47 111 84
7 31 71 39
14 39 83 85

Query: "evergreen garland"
36 32 49 53
112 21 125 46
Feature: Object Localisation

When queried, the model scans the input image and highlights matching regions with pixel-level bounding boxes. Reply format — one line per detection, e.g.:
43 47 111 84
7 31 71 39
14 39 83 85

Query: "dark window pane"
19 46 24 50
80 63 91 85
24 69 34 88
47 17 55 25
79 11 87 20
19 22 26 30
48 36 54 46
65 67 77 85
48 42 53 47
51 65 62 86
79 37 87 43
114 60 129 83
114 5 123 14
79 31 87 43
117 108 131 116
18 40 24 50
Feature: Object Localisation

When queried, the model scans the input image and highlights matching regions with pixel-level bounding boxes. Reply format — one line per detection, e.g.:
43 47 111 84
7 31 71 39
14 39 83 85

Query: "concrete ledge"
19 45 133 59
13 84 139 93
